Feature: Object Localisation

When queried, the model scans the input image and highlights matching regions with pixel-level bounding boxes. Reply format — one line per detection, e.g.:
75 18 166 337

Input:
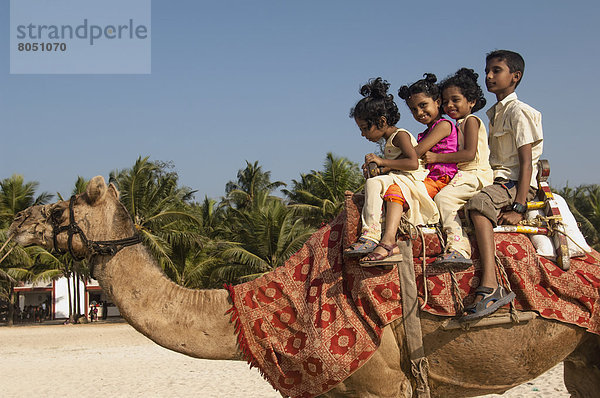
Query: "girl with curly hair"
345 77 439 265
426 68 493 265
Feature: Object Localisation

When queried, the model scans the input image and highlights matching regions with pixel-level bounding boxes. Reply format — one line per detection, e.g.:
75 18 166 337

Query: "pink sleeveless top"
417 118 458 181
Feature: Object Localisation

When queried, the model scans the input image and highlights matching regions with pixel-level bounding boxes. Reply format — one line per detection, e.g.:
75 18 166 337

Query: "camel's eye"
51 208 64 221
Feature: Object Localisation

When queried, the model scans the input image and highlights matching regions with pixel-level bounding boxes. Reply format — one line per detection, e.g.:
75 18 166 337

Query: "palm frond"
221 245 270 272
32 269 64 283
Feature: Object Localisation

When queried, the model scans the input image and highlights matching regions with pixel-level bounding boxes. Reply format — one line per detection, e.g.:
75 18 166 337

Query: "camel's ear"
85 176 107 204
108 183 120 200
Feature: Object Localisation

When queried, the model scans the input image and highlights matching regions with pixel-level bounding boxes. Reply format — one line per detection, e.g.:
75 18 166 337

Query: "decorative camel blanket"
226 195 600 398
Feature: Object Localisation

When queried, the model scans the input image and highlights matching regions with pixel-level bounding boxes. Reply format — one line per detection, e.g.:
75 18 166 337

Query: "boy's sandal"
344 238 378 256
433 250 473 267
460 285 516 323
359 243 403 267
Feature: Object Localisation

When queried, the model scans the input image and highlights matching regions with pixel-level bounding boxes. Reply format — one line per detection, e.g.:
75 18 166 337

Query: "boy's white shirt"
486 92 543 188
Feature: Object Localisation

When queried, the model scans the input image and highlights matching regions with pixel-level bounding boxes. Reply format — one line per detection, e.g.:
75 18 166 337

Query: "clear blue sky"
1 1 598 200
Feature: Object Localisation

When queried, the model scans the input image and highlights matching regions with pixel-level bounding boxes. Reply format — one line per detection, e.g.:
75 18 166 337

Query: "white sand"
0 322 568 397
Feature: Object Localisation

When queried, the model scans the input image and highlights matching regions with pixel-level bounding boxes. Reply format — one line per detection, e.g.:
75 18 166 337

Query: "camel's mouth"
8 205 54 249
9 225 48 248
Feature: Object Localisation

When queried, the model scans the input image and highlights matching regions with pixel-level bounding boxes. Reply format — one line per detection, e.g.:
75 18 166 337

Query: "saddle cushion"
343 192 443 258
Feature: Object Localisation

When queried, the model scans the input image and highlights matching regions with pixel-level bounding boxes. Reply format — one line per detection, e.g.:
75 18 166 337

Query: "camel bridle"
50 195 141 261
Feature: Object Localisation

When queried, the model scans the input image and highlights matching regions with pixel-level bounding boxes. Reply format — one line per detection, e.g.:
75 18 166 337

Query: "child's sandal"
344 238 378 256
359 243 403 267
434 250 473 267
460 285 516 322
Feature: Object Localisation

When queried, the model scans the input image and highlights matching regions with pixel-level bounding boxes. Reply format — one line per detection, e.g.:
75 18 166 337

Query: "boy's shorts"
465 179 537 227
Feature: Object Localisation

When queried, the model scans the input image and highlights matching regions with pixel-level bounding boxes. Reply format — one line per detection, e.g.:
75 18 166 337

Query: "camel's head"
9 176 133 258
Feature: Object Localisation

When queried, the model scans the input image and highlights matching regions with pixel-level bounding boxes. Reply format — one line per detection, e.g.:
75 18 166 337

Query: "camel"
8 176 600 398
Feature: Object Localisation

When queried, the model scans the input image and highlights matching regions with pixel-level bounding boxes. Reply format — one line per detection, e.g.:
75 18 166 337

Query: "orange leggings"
383 175 451 209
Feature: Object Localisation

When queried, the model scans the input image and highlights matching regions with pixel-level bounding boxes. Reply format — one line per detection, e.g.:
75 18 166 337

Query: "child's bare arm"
423 117 478 164
365 130 418 173
515 144 533 204
414 120 452 158
498 144 532 225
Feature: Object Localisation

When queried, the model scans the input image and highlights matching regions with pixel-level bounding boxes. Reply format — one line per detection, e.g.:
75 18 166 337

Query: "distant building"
14 276 120 321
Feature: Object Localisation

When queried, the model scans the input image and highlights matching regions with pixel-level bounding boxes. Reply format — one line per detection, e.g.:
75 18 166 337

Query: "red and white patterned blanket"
226 196 600 398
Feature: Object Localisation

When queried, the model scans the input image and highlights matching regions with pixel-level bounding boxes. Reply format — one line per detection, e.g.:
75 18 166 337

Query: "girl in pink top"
382 73 458 204
418 118 458 181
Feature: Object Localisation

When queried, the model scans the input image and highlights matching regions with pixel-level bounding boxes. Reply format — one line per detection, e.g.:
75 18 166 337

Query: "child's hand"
498 211 524 225
364 153 383 166
423 151 438 165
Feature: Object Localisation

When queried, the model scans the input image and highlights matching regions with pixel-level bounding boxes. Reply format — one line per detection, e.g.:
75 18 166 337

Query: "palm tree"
170 245 225 289
28 247 79 322
556 184 600 250
30 261 90 323
0 175 52 325
0 174 52 228
214 190 314 285
194 196 227 239
224 161 285 209
109 157 201 275
283 153 363 227
0 230 34 325
191 160 300 286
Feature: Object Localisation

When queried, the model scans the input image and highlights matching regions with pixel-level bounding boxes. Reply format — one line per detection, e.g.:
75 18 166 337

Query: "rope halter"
48 195 141 261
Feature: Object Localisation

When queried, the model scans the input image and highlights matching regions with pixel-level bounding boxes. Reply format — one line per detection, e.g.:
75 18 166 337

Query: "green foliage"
190 160 318 286
0 174 52 228
283 152 363 227
214 190 314 285
224 160 285 210
0 175 51 305
109 156 201 275
555 184 600 250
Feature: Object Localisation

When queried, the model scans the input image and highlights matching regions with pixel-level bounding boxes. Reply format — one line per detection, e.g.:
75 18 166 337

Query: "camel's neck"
93 245 240 360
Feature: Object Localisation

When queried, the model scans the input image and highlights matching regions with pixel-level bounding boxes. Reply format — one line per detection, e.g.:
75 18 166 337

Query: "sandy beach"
0 322 569 397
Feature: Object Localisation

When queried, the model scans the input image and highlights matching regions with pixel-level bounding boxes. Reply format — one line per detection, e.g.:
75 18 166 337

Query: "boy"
461 50 543 321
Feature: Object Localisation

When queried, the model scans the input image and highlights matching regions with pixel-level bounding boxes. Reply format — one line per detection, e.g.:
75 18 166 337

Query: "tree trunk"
75 273 81 319
7 282 15 327
66 273 74 323
72 274 79 323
